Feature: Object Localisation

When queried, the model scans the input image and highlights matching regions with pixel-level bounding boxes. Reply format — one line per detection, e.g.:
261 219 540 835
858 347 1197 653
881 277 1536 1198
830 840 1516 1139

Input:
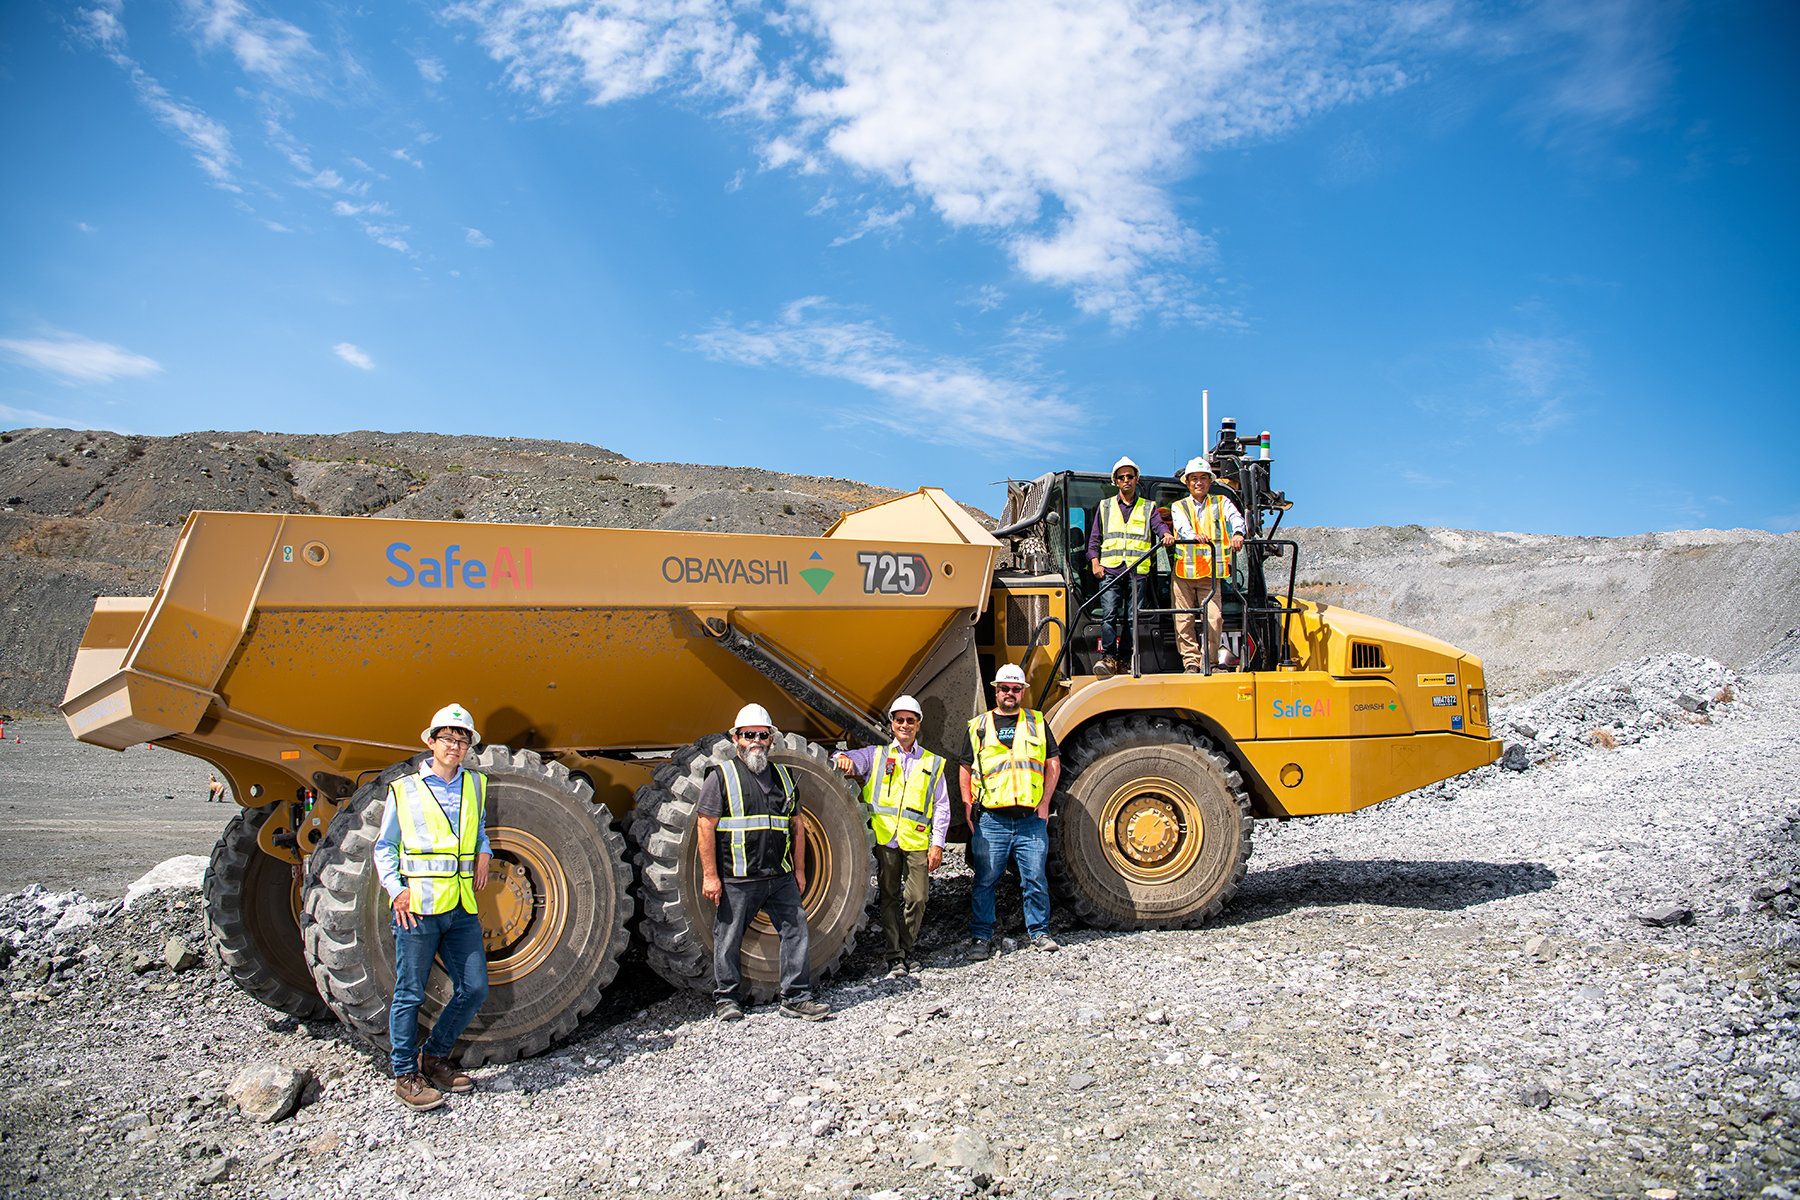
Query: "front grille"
1350 642 1387 671
1006 594 1048 647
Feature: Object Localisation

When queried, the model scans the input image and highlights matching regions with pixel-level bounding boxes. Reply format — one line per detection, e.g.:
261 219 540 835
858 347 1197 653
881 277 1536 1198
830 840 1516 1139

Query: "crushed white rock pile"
2 656 1797 1200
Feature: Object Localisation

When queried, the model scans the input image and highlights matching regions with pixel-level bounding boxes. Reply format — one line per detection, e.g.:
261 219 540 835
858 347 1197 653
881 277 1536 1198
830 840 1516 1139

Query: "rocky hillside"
0 427 897 709
4 426 1797 708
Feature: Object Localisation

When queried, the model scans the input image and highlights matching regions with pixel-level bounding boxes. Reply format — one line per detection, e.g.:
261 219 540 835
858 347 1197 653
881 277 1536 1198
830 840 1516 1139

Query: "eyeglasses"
737 729 773 742
890 715 920 726
432 733 471 748
994 683 1025 694
1114 472 1138 482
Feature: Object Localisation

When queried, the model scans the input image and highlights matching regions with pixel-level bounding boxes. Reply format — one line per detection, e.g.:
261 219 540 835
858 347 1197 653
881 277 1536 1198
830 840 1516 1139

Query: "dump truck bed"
63 489 1000 792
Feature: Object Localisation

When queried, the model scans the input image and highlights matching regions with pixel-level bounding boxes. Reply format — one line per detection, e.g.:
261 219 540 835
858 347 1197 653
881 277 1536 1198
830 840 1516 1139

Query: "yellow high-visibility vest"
1099 497 1154 574
392 770 486 915
862 745 946 852
967 710 1048 810
1173 494 1235 580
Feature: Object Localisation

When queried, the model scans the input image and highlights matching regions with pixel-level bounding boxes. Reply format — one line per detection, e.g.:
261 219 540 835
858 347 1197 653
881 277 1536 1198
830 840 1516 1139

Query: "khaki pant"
874 843 930 965
1172 572 1223 672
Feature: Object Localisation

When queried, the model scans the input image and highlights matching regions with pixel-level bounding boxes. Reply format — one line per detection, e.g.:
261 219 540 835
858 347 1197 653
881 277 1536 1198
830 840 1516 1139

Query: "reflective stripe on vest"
1099 497 1155 574
719 760 798 877
1173 494 1234 580
393 770 485 916
967 710 1048 810
862 745 945 852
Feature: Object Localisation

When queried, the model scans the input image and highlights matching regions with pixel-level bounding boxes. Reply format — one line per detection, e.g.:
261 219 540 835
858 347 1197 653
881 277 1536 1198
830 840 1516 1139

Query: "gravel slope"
2 660 1795 1199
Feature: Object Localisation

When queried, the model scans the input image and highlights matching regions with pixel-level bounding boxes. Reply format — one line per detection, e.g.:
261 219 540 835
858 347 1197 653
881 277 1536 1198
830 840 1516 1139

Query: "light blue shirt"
373 764 491 899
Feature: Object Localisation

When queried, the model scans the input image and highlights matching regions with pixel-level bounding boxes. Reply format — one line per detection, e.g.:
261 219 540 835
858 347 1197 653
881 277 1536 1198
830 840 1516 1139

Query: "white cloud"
180 0 322 91
260 218 293 233
417 56 447 84
391 147 424 169
456 0 1418 323
332 342 375 371
79 2 240 190
829 203 914 248
75 221 97 234
0 402 130 431
465 228 493 248
1512 0 1679 139
1486 329 1582 439
692 298 1080 452
0 332 163 385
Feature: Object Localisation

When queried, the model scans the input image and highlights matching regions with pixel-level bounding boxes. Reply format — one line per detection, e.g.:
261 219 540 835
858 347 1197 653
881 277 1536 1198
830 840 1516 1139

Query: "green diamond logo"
1388 702 1397 710
800 567 834 595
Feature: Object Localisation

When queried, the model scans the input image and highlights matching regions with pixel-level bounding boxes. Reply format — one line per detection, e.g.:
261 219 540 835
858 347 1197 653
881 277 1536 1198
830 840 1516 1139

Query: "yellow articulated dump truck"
62 422 1500 1064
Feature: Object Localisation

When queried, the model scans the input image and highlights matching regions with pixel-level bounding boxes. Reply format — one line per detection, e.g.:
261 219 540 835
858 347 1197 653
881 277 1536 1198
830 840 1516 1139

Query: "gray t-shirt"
695 759 784 819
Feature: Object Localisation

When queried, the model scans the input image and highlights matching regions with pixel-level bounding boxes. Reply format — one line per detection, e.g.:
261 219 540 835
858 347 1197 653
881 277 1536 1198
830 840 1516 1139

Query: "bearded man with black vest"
960 664 1063 959
697 703 833 1023
372 702 492 1111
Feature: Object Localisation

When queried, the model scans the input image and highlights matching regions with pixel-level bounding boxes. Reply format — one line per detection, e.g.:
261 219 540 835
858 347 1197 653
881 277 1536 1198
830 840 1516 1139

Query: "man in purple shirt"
834 695 951 979
1085 456 1173 677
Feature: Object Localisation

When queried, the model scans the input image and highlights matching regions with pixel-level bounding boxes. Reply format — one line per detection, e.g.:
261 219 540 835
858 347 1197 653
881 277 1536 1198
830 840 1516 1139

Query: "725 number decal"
857 551 933 596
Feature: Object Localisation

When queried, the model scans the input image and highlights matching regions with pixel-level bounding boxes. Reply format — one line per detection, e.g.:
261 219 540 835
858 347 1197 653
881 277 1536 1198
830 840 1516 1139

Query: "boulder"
165 936 200 972
227 1064 311 1123
124 856 210 909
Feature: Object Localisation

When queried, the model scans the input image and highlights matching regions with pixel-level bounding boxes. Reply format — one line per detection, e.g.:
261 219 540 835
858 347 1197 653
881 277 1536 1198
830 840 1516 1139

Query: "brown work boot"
420 1053 474 1093
394 1072 446 1111
1095 656 1119 679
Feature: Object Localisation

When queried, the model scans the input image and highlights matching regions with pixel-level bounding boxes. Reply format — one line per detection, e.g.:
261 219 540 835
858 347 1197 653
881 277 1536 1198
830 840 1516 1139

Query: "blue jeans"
390 906 489 1077
969 808 1051 941
713 873 812 1004
1096 570 1141 659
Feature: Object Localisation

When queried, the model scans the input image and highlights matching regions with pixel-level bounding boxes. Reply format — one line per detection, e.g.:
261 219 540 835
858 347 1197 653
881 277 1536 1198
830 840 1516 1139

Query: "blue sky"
1 0 1795 535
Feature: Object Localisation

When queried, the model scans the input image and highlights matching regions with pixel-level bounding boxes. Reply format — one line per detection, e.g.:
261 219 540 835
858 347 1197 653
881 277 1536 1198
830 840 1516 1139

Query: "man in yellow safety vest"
835 695 950 979
1085 455 1173 677
372 702 493 1111
959 664 1063 958
1167 456 1246 671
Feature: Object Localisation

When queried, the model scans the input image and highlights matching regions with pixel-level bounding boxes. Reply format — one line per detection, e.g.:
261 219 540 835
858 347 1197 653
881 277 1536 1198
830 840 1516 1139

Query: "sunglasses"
890 714 920 725
994 683 1025 693
1114 473 1138 481
737 730 773 742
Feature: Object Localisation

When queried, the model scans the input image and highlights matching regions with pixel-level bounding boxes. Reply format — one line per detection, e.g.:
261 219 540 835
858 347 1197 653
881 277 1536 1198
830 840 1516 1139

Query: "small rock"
129 950 158 974
165 936 200 972
667 1136 705 1159
936 1131 999 1176
1645 1189 1677 1200
1511 721 1538 741
1500 743 1531 772
884 1023 912 1039
227 1064 310 1123
809 1116 838 1138
1144 1009 1169 1025
1637 904 1694 928
1067 1073 1096 1091
1519 1085 1552 1109
1100 1123 1123 1140
1751 882 1791 903
1525 934 1555 961
196 1156 236 1185
1676 693 1708 713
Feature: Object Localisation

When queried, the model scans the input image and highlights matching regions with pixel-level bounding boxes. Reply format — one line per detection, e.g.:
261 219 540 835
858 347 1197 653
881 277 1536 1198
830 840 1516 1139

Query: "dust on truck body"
64 446 1500 1064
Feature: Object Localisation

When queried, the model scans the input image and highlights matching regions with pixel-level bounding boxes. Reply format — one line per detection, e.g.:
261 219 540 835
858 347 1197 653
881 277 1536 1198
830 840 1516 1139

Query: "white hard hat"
993 663 1028 686
421 702 480 746
732 703 776 732
888 695 923 718
1110 456 1139 479
1182 456 1216 480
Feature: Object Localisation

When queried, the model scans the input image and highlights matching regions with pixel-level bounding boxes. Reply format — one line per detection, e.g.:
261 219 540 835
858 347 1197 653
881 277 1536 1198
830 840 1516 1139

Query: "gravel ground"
0 726 230 896
2 659 1797 1200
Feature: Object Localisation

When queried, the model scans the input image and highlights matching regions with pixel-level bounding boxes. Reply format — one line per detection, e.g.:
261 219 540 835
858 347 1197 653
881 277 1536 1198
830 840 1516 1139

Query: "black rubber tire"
1049 715 1252 930
300 747 633 1066
203 805 329 1019
629 733 871 1002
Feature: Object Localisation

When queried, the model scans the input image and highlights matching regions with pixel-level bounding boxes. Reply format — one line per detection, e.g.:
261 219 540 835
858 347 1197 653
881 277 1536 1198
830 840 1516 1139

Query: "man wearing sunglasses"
1084 455 1172 678
834 695 950 979
372 702 493 1111
960 664 1062 958
696 703 832 1023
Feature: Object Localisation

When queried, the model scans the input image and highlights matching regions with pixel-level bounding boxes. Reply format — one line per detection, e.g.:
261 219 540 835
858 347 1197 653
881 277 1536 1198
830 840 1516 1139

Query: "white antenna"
1201 388 1209 460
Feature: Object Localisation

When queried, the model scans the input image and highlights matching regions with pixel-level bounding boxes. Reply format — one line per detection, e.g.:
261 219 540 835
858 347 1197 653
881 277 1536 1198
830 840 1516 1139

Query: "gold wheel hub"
476 828 568 986
1101 779 1204 885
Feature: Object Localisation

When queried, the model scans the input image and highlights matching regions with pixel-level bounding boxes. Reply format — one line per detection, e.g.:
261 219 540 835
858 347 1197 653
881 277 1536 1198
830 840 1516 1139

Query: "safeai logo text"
386 543 535 589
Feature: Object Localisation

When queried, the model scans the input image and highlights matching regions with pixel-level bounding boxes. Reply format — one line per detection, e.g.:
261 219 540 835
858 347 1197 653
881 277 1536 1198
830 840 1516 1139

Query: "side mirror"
1045 510 1062 527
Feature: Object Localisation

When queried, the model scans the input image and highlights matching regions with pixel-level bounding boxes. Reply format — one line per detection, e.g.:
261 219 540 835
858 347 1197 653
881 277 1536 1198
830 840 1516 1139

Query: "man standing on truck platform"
1168 457 1246 672
961 664 1063 958
1087 456 1172 678
698 704 833 1023
373 702 492 1112
834 695 950 980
